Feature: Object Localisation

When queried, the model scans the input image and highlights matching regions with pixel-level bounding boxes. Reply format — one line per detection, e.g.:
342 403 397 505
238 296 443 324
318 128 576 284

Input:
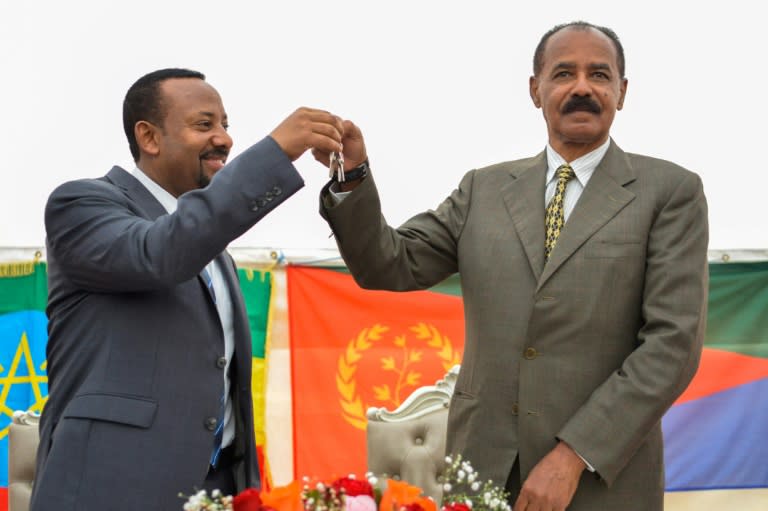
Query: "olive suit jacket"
31 137 303 511
320 141 709 510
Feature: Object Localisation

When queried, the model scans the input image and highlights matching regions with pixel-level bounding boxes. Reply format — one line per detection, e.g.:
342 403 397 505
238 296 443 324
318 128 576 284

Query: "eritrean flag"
0 261 277 510
287 266 464 480
287 263 768 509
662 262 768 509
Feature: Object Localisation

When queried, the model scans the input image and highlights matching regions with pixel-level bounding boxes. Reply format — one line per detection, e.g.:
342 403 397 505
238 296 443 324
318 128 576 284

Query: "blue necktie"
202 264 224 466
210 393 226 467
201 266 217 304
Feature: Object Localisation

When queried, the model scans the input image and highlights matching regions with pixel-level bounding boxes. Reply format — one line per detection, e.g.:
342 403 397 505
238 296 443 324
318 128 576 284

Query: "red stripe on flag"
675 347 768 405
0 487 8 511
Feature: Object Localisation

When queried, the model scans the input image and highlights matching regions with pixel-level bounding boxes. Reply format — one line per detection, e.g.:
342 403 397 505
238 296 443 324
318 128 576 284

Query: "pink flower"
345 494 377 511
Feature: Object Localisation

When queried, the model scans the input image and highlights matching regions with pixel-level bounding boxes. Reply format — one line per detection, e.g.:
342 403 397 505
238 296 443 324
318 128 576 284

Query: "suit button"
524 347 538 360
216 356 227 369
272 185 282 196
512 403 519 415
205 417 218 431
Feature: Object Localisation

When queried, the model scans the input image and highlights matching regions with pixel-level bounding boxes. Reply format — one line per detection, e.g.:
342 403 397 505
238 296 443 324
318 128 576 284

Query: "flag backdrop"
1 259 766 509
0 262 277 510
287 263 768 508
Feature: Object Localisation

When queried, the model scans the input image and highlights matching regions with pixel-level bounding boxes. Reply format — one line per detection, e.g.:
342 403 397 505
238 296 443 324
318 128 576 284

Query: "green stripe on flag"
706 262 768 358
237 268 272 359
0 262 47 313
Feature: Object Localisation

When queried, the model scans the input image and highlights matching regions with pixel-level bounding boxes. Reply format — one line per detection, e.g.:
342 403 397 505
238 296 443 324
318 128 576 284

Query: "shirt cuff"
327 182 351 205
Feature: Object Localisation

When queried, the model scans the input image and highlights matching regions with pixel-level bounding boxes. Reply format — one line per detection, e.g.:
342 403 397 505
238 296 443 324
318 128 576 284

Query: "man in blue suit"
31 68 343 510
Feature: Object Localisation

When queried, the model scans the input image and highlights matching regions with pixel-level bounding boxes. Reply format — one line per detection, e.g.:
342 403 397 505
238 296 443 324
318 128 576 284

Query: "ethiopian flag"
0 262 276 509
287 263 768 509
0 261 48 511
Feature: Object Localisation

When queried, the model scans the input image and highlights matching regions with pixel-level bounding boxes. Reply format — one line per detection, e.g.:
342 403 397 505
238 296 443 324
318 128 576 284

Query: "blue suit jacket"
31 137 303 511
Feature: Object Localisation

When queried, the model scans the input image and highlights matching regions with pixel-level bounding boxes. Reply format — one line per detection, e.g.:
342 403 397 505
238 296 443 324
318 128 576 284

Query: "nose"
212 125 233 150
571 72 592 96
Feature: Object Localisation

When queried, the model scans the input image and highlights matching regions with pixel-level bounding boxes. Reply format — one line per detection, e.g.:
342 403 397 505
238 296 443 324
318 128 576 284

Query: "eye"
222 123 230 131
197 120 212 130
592 71 610 80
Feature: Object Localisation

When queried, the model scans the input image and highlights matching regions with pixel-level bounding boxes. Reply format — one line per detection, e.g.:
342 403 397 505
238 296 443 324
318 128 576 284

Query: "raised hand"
269 107 344 161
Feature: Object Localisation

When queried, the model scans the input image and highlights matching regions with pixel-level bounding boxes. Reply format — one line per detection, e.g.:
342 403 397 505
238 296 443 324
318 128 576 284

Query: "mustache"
200 148 229 160
562 96 601 114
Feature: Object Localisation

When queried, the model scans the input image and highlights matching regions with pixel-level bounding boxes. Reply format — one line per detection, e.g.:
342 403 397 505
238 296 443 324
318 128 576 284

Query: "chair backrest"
366 365 459 502
8 410 40 511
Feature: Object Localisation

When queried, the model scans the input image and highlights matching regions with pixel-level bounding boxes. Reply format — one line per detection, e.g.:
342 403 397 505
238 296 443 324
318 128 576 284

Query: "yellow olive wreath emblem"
336 322 461 430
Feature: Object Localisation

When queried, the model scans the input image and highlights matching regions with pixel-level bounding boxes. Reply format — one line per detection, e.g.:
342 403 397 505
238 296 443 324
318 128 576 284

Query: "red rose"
234 487 263 511
331 476 375 497
401 503 425 511
442 503 471 511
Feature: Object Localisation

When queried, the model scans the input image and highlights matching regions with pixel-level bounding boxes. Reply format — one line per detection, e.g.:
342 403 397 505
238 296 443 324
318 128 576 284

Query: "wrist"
334 159 369 182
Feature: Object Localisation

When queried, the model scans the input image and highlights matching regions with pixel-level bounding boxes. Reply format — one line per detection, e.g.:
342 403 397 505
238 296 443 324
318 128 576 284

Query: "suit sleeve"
45 137 303 292
556 171 709 485
320 170 472 291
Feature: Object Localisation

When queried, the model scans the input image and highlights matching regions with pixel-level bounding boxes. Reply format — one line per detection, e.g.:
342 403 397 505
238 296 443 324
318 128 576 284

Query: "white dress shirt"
544 138 610 220
131 167 236 449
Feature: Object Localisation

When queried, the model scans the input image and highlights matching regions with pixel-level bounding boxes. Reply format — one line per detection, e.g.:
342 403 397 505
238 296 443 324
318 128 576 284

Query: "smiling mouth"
200 151 228 171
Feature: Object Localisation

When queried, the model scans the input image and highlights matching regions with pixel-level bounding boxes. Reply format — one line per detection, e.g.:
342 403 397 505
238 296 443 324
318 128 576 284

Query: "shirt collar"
545 138 611 186
131 167 178 214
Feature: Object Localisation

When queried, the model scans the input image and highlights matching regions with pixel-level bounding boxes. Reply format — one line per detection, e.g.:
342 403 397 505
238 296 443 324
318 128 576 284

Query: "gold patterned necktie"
544 164 576 261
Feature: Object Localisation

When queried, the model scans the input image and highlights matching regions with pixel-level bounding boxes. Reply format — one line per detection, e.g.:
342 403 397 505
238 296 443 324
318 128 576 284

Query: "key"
330 151 345 183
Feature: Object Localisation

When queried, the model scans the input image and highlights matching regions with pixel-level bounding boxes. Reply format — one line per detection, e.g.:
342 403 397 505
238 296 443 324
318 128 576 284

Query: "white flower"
468 473 477 483
443 483 453 493
211 489 221 498
490 498 500 508
471 482 480 491
484 492 492 505
445 455 453 464
368 476 379 485
457 469 466 481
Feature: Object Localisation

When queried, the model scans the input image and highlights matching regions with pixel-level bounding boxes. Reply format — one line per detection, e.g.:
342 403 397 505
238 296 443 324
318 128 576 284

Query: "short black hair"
533 21 625 79
122 68 206 162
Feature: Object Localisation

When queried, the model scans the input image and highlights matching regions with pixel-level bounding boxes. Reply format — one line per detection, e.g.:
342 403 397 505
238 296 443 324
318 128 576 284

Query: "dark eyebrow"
589 63 612 72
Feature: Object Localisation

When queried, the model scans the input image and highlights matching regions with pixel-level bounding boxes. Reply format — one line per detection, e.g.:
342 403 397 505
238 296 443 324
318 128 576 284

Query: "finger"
312 148 331 167
311 121 343 144
309 132 343 154
299 108 344 134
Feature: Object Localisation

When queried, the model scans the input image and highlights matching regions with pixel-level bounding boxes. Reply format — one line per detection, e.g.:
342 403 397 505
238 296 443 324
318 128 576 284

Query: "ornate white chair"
8 410 40 511
366 365 459 502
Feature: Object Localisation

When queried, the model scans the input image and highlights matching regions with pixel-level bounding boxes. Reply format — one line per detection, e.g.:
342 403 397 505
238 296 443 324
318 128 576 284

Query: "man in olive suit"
317 22 708 511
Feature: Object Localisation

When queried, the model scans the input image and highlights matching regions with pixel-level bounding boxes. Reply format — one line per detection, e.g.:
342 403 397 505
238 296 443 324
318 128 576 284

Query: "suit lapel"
105 166 219 304
537 142 637 291
105 166 169 221
501 152 548 280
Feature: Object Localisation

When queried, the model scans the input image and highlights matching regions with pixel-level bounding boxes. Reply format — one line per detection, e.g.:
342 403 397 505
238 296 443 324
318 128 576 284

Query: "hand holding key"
270 107 343 162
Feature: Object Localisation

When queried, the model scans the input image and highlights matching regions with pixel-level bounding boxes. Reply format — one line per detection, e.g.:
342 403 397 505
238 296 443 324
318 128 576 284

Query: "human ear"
529 76 542 108
135 121 160 157
617 78 628 111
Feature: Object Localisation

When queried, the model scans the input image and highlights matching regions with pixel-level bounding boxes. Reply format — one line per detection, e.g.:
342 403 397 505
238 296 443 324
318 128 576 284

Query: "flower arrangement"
439 455 511 511
182 455 509 511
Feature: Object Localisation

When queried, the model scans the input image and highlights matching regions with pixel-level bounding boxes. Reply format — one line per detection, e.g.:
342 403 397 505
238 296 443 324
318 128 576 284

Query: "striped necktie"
544 164 576 261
